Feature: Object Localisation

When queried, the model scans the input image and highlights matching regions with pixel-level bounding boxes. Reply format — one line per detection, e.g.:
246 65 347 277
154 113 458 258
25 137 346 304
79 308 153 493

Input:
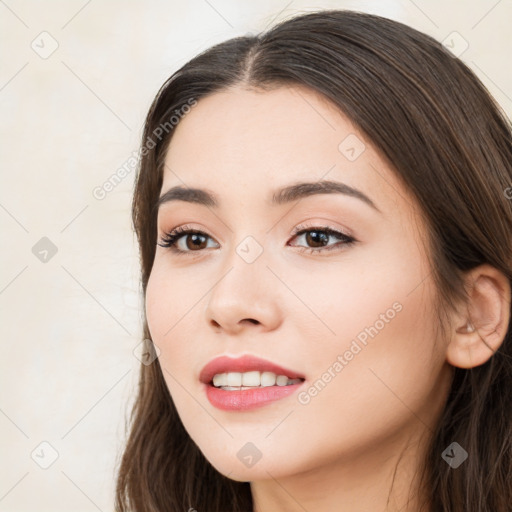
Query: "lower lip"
204 381 305 411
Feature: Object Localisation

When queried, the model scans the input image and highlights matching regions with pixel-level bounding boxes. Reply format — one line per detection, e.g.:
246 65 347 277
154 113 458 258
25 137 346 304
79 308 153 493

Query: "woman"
115 9 512 512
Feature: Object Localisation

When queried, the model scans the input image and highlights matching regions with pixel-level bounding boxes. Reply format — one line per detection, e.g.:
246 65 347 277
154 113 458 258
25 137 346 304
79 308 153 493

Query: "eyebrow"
155 180 380 213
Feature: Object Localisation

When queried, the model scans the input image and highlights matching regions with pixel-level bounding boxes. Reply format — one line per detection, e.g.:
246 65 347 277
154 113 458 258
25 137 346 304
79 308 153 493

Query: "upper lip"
199 355 306 384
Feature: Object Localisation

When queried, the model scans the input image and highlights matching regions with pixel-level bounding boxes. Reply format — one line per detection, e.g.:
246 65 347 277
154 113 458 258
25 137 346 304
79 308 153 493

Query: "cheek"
296 262 443 435
145 261 206 376
145 264 182 371
145 260 197 340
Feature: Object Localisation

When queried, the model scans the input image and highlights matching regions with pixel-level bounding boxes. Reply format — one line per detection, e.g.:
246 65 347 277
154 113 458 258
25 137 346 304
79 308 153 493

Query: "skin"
144 84 510 512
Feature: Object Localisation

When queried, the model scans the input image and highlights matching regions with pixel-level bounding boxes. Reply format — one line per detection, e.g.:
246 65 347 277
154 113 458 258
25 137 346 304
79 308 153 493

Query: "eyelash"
157 223 356 256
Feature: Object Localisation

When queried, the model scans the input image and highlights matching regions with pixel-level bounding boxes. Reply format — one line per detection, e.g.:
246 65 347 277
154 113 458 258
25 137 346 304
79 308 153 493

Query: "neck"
250 424 433 512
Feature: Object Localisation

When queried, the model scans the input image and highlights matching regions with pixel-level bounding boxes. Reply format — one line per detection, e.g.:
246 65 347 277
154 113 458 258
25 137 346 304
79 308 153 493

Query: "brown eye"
290 226 356 254
158 227 218 254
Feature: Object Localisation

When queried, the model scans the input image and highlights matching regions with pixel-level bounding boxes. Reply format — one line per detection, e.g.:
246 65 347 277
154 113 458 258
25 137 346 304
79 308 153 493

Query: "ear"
446 264 511 369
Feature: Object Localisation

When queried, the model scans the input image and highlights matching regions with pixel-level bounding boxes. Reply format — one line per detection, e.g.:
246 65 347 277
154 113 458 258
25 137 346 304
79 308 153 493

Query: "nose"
204 253 283 335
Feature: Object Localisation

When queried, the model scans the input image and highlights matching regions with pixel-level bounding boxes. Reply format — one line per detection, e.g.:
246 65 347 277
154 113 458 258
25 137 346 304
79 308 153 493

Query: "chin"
203 446 299 482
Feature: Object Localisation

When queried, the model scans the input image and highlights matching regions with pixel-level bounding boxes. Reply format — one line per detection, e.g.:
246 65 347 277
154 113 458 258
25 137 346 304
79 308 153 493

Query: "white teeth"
276 375 289 386
261 371 276 387
226 372 242 387
211 371 303 389
242 371 260 386
212 373 225 387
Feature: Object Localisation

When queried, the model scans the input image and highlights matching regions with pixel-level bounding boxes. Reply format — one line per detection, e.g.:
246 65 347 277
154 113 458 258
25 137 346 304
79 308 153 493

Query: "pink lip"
205 383 305 411
199 354 305 384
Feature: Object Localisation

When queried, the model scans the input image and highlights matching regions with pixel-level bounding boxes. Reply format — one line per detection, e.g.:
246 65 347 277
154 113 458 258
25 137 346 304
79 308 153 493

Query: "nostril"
209 318 260 329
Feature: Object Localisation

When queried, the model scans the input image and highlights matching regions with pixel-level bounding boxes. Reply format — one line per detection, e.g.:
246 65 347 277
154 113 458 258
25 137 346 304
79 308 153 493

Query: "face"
145 84 453 483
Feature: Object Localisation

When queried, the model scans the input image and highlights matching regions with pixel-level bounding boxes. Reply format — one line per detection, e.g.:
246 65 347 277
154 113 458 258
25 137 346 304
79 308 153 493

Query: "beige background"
1 0 511 510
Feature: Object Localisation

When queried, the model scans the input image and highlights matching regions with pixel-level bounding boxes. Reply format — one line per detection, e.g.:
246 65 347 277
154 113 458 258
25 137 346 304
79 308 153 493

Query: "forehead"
161 85 413 218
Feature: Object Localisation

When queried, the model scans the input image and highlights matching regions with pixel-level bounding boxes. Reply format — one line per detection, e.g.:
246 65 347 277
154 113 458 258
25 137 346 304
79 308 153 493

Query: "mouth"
200 355 306 411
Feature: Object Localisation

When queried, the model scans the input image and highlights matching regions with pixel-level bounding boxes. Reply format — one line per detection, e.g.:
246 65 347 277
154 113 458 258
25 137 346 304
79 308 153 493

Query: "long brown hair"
115 9 512 511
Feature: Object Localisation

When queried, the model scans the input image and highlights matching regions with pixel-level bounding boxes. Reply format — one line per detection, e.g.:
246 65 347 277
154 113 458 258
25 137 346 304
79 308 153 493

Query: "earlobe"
446 264 511 369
